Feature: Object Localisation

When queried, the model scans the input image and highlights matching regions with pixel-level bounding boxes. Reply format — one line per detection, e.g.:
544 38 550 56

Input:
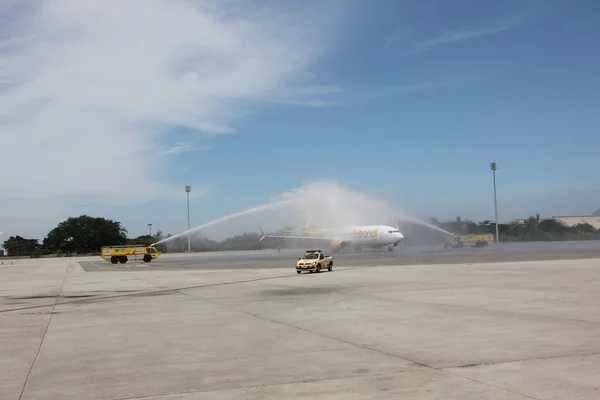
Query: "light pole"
185 185 191 252
148 223 152 237
490 161 499 243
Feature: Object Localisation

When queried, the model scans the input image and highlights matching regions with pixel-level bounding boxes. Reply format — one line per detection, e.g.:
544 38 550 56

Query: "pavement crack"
0 274 300 313
178 290 540 400
113 370 406 400
363 292 600 326
178 290 412 362
18 259 72 400
442 373 542 400
0 262 409 314
448 351 600 369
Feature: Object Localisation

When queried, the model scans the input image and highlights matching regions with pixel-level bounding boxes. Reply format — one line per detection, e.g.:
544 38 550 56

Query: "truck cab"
295 249 333 274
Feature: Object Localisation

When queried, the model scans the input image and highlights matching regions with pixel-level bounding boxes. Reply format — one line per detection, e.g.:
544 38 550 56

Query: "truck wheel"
328 262 333 271
316 264 321 273
119 256 127 264
296 271 301 274
110 256 118 264
143 255 152 263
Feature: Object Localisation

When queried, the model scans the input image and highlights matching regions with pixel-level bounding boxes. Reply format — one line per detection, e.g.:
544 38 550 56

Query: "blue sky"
1 0 599 241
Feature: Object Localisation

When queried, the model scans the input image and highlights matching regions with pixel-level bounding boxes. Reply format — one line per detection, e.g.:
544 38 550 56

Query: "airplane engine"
330 240 346 252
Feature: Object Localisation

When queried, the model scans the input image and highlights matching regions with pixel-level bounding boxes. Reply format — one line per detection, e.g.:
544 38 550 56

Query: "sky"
1 0 599 241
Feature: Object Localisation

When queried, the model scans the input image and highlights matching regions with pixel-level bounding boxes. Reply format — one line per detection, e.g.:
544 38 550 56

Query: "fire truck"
444 234 494 249
101 245 161 264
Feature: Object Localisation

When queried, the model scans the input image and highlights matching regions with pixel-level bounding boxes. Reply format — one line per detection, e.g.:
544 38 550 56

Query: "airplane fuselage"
331 225 403 251
259 218 405 252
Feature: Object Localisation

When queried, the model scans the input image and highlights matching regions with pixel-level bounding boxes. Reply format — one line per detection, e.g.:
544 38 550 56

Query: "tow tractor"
295 249 333 274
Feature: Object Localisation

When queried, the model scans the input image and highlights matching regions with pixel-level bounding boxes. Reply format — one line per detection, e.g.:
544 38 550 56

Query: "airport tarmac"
80 240 600 271
2 242 600 399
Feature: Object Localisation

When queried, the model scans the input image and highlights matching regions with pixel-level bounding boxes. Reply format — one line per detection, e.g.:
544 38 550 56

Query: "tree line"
427 215 600 243
398 215 600 246
0 215 267 257
2 213 600 257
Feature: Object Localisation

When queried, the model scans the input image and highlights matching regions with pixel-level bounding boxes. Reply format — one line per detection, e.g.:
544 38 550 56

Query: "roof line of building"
551 215 600 218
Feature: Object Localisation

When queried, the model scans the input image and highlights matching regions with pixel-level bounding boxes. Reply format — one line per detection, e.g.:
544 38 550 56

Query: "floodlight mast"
490 161 499 243
185 185 191 252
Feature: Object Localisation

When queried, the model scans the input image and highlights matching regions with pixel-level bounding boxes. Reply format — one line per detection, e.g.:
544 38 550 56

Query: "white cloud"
163 142 210 155
0 0 346 237
415 23 519 50
0 0 343 200
385 13 526 53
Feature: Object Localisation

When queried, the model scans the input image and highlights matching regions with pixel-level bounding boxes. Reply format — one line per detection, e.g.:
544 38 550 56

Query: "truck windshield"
301 253 319 259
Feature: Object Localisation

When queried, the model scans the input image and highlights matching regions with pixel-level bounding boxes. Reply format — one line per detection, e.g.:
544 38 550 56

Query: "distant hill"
594 209 600 216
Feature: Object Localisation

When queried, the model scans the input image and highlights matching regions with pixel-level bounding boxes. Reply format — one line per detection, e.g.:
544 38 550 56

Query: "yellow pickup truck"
296 249 333 274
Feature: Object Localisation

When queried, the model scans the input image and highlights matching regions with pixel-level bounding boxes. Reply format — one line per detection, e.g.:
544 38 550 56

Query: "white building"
552 216 600 230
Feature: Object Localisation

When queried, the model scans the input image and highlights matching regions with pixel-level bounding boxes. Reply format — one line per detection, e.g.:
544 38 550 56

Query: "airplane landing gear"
388 246 394 252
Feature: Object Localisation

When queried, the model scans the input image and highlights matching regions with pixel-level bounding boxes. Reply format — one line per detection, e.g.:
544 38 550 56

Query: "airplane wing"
257 211 349 244
259 233 340 242
257 225 343 243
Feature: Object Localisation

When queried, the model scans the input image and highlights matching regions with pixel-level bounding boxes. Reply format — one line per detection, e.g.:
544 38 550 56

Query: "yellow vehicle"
296 249 333 274
101 245 161 264
444 234 494 249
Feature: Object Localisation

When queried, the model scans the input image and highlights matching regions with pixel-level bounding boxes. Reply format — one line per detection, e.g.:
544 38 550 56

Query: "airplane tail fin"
258 224 267 241
303 210 323 236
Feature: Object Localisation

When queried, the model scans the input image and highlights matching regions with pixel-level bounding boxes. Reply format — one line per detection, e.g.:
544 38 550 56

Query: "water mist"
153 179 451 247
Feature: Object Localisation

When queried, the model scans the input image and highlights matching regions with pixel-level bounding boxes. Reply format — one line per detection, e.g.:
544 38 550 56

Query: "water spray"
153 179 453 247
387 210 452 236
151 197 304 246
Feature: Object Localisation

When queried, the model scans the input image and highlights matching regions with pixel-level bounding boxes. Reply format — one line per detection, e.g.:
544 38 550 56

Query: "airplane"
258 211 404 252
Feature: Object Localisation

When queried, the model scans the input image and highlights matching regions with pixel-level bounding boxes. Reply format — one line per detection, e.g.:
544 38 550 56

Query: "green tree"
128 230 165 247
436 214 600 242
43 215 127 254
2 235 40 256
428 217 441 226
155 233 173 253
219 233 263 251
127 235 155 246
